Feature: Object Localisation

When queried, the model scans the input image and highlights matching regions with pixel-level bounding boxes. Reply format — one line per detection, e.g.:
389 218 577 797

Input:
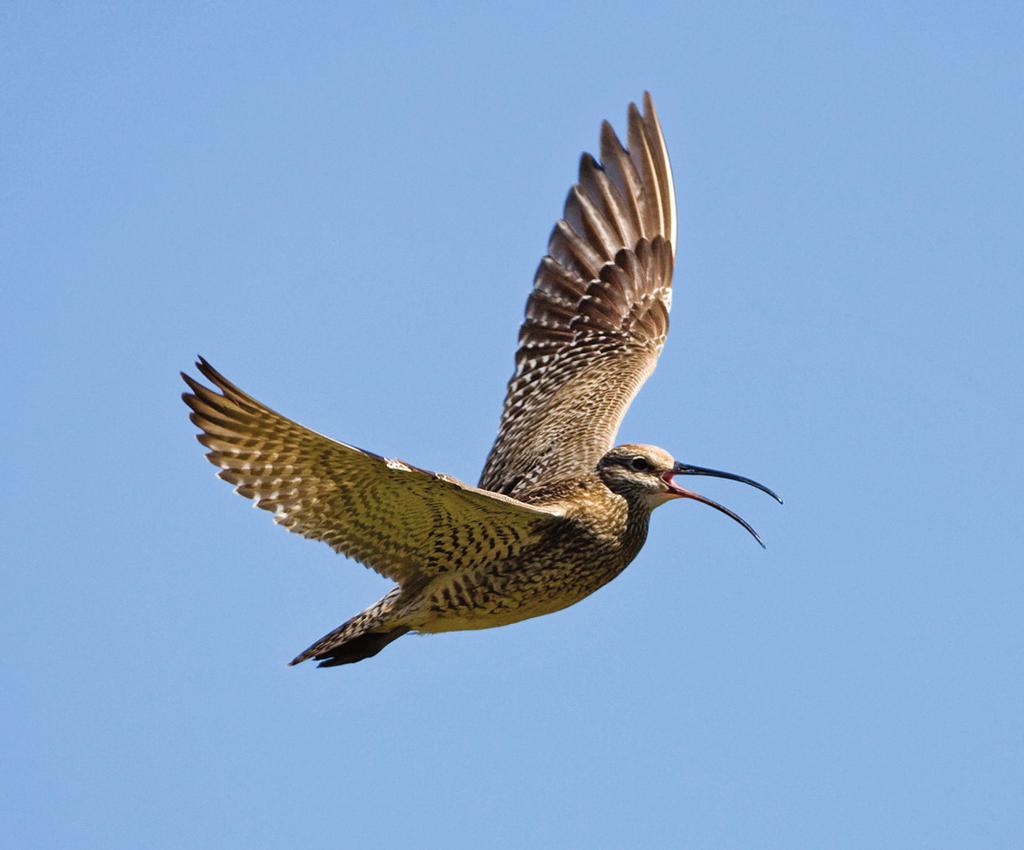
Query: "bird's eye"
630 457 651 472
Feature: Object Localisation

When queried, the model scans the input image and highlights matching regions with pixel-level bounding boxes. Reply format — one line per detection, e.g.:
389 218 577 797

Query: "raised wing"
480 92 676 497
182 358 561 588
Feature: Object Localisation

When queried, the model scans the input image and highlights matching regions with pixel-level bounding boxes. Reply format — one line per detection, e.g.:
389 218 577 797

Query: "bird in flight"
182 93 780 668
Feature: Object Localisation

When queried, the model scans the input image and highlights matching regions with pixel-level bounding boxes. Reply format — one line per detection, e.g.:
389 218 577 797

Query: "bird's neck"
524 475 653 561
576 485 653 562
616 493 654 559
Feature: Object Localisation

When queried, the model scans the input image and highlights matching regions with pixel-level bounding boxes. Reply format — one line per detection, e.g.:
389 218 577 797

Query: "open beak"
661 462 782 548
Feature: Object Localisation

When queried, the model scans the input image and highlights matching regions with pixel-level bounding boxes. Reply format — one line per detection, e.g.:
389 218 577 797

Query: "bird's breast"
410 509 646 633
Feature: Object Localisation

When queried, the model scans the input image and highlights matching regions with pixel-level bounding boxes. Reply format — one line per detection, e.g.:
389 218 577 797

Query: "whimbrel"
182 93 780 667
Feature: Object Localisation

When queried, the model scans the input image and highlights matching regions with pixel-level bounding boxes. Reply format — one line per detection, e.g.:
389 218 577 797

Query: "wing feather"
183 359 560 587
480 93 676 497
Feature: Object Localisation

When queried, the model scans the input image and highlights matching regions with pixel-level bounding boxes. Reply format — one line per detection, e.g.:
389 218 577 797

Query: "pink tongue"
662 472 691 498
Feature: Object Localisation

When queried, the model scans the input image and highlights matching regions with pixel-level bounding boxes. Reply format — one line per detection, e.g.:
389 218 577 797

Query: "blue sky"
4 3 1022 848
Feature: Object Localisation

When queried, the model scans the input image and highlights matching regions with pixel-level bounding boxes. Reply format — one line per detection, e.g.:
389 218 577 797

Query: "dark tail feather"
290 626 410 668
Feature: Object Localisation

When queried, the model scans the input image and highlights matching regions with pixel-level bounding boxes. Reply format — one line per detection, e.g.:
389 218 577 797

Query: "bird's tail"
289 587 409 668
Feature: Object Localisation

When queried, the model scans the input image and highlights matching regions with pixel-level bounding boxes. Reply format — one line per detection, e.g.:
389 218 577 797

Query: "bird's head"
597 443 781 546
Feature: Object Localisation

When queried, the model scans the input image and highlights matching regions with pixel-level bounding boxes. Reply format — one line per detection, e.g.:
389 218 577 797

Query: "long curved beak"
662 462 782 548
673 463 782 504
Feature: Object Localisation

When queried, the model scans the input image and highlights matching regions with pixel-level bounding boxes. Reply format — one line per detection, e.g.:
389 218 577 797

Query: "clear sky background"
4 3 1022 848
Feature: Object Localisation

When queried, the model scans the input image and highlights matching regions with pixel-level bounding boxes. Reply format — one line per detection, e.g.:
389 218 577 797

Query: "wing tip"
642 90 656 116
